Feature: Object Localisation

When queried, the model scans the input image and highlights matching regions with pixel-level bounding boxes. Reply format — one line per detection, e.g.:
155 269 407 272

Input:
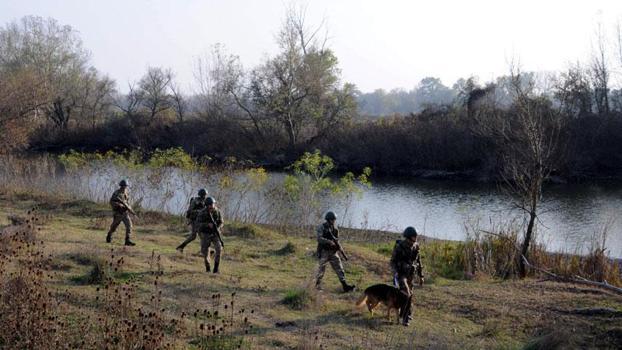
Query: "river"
66 166 622 258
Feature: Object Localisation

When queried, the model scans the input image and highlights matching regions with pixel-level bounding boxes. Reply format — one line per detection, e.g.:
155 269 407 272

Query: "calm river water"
75 168 622 258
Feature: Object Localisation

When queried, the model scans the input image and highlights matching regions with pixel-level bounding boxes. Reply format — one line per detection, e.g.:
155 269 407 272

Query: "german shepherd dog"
356 284 411 323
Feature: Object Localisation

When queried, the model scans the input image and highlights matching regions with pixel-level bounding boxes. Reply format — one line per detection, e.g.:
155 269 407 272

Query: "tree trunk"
519 206 537 278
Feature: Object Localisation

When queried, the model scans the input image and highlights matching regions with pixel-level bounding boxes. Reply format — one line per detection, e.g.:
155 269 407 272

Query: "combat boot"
204 261 211 273
106 232 112 243
341 281 355 292
212 261 219 274
124 239 136 246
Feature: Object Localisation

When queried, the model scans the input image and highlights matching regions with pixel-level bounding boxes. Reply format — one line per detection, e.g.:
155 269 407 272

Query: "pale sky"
1 0 622 93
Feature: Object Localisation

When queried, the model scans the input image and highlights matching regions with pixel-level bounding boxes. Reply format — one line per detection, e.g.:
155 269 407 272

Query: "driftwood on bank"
479 230 622 296
520 255 622 296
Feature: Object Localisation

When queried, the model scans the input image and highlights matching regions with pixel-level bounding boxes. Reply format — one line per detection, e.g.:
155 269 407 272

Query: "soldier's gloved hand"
207 223 214 229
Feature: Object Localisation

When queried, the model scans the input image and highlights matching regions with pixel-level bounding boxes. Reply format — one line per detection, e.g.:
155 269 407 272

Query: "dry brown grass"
0 193 620 349
0 206 257 349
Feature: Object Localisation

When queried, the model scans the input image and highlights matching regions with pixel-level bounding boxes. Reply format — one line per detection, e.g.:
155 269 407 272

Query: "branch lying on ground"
521 255 622 296
479 230 622 296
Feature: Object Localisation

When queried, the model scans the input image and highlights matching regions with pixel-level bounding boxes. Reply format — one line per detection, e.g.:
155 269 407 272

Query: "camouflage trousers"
315 250 346 287
107 211 132 240
395 271 415 323
200 232 222 266
176 222 199 250
395 272 415 296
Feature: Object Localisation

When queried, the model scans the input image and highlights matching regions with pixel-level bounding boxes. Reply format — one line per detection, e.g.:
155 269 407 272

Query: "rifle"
327 229 348 261
207 210 225 248
114 200 137 216
123 203 137 216
415 263 424 285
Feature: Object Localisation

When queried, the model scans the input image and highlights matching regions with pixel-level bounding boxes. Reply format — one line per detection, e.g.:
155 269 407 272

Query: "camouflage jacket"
109 188 130 213
185 197 207 221
390 239 423 277
316 222 339 253
195 207 223 235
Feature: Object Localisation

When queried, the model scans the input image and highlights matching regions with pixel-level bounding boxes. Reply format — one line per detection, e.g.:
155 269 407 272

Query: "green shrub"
274 242 296 256
424 241 466 280
282 288 312 310
228 224 274 239
147 147 198 170
69 257 108 285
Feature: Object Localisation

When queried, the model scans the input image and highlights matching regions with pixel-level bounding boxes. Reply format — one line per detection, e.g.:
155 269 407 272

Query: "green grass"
1 192 621 349
282 288 313 310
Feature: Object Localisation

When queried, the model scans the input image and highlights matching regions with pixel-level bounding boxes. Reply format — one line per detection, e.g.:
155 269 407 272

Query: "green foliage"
59 148 201 171
282 288 312 310
375 242 395 257
423 241 466 280
281 150 372 222
58 150 93 170
104 150 143 169
290 150 334 181
147 147 198 170
58 149 143 170
244 167 268 191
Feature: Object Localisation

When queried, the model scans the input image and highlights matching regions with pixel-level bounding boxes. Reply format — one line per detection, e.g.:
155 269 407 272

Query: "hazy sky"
1 0 622 93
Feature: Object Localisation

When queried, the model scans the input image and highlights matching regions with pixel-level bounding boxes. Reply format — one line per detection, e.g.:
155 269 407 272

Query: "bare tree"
616 20 622 68
0 69 49 153
0 16 117 132
169 79 187 123
137 67 173 125
80 69 116 130
555 63 593 117
194 45 247 120
474 67 565 278
590 21 610 115
114 82 142 121
0 16 95 129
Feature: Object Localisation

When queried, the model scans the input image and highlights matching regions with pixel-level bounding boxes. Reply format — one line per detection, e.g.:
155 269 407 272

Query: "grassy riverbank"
1 191 621 349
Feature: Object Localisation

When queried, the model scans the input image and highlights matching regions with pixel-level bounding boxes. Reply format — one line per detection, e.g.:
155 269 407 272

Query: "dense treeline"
2 14 622 180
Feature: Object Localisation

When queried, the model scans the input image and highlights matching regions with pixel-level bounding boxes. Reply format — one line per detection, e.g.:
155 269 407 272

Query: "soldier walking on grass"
176 188 208 252
195 197 224 273
315 211 356 292
390 226 425 326
106 179 136 246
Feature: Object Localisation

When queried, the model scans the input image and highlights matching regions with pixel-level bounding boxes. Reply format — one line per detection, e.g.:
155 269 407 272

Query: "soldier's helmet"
325 211 337 221
403 226 417 238
198 188 207 197
119 179 128 187
206 197 216 205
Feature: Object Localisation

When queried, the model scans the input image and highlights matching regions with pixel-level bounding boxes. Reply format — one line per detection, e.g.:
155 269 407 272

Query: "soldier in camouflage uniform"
195 197 224 273
106 179 136 246
390 226 425 326
315 211 355 292
176 188 208 252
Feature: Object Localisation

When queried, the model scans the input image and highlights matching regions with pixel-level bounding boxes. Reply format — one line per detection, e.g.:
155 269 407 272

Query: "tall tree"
246 6 356 150
137 67 173 125
476 68 565 277
590 21 610 115
0 16 114 130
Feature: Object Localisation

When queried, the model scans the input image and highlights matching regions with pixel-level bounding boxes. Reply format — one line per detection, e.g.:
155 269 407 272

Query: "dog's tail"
355 294 367 307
